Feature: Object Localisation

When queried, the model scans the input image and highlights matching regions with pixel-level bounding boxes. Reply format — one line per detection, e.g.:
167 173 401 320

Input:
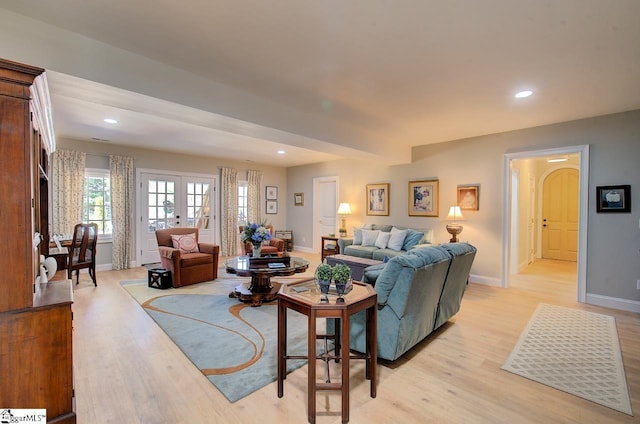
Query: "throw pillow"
361 229 380 247
374 231 391 249
402 229 425 251
353 227 363 245
387 227 409 251
171 233 200 253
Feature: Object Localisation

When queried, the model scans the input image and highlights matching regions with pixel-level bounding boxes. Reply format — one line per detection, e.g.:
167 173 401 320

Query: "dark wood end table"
277 279 377 423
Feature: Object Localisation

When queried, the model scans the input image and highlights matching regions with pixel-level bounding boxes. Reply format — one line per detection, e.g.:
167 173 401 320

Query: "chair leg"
89 266 97 286
75 270 80 285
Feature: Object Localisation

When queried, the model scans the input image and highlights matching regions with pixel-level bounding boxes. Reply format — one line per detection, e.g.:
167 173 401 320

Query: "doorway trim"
502 145 589 303
312 176 339 253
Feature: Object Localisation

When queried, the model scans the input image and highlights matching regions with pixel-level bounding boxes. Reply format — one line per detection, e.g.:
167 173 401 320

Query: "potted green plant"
315 263 333 295
332 264 352 300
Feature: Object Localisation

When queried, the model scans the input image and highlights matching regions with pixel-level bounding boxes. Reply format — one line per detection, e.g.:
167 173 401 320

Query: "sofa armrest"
198 243 219 255
338 237 353 251
362 263 386 285
269 237 285 251
158 246 180 260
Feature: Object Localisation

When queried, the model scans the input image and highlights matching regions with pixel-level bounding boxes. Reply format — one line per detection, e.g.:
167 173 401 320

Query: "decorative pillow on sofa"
353 227 363 245
375 232 391 249
361 229 380 246
171 233 200 253
402 229 425 251
353 224 374 245
387 227 409 251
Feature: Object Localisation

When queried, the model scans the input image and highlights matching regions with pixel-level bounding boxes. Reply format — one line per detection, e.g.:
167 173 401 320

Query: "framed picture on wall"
596 185 631 213
366 183 390 216
408 179 439 217
266 200 278 214
457 185 479 211
294 192 304 206
266 186 278 200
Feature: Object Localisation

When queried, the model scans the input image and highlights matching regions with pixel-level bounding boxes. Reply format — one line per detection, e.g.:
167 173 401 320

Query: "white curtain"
110 155 134 270
247 170 263 224
221 167 239 256
51 149 85 235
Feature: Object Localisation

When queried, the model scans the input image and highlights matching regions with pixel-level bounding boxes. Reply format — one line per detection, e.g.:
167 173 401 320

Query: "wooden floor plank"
72 255 640 423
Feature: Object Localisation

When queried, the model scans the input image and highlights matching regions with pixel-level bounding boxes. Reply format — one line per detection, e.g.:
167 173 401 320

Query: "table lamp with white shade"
446 206 464 242
337 202 352 237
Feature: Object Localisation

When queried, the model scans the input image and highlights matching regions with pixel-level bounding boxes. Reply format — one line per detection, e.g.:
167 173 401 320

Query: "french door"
138 171 216 265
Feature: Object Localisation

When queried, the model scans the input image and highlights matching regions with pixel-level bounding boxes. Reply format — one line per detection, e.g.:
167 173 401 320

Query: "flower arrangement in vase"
241 222 272 257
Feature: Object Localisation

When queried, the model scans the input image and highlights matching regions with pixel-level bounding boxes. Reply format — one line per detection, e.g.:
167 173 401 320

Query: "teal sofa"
337 224 433 261
329 242 476 361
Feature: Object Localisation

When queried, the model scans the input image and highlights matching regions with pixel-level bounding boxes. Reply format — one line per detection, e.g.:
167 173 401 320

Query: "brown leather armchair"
241 225 285 256
155 228 220 287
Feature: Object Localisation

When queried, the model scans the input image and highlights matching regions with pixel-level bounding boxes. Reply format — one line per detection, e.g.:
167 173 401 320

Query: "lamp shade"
337 202 352 215
446 206 464 221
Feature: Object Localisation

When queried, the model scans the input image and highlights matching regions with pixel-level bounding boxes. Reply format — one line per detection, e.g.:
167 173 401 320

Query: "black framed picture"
596 185 631 213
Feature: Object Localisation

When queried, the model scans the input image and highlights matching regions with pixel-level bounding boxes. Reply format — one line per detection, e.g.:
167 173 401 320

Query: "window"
84 168 112 238
238 181 248 225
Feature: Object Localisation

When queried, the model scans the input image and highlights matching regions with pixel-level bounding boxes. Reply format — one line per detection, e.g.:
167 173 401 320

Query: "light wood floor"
71 254 640 423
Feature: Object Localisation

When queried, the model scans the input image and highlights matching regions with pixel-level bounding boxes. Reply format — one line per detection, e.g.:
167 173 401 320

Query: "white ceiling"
2 1 640 167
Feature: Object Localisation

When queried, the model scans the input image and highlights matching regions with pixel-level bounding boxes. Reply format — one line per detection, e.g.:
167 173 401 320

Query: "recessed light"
103 118 118 124
277 150 286 155
514 90 533 99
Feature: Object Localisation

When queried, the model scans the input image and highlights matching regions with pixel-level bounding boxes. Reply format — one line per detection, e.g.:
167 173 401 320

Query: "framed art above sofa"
366 183 389 216
408 179 439 217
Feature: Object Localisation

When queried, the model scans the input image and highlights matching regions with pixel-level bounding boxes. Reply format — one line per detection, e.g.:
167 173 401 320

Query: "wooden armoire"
0 59 76 423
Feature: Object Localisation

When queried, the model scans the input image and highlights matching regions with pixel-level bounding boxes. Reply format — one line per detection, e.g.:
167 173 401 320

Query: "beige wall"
288 110 640 310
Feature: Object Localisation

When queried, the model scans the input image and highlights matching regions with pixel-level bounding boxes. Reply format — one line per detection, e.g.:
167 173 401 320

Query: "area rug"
121 274 317 403
501 303 632 415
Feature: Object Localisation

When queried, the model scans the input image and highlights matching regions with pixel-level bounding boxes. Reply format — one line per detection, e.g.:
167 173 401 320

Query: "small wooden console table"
277 279 377 423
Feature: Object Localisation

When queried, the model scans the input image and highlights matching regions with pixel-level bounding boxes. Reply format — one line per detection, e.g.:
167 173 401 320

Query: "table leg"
277 301 286 397
308 310 316 424
341 310 350 423
366 304 377 398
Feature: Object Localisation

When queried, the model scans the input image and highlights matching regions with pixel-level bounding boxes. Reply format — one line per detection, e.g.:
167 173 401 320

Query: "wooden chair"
67 223 98 286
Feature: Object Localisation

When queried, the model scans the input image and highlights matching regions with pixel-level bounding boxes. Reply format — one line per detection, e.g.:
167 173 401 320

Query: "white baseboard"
586 293 640 313
469 274 502 287
293 245 314 253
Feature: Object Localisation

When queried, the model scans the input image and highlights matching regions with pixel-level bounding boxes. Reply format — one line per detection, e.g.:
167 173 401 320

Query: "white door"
138 172 216 265
313 176 338 252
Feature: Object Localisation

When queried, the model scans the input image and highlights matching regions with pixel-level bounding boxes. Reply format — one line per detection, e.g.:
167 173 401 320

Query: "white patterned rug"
502 303 632 415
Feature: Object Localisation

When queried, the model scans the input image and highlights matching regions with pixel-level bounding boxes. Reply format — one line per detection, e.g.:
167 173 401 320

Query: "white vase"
252 244 262 258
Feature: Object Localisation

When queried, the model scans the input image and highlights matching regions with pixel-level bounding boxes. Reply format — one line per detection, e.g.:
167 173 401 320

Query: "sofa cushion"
353 227 363 245
372 248 406 261
402 229 425 251
387 227 408 251
343 245 378 259
372 224 393 232
375 232 391 249
180 252 213 267
361 229 380 246
362 263 386 284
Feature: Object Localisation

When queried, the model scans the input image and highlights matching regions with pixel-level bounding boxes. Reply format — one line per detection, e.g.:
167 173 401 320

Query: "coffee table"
226 255 309 306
